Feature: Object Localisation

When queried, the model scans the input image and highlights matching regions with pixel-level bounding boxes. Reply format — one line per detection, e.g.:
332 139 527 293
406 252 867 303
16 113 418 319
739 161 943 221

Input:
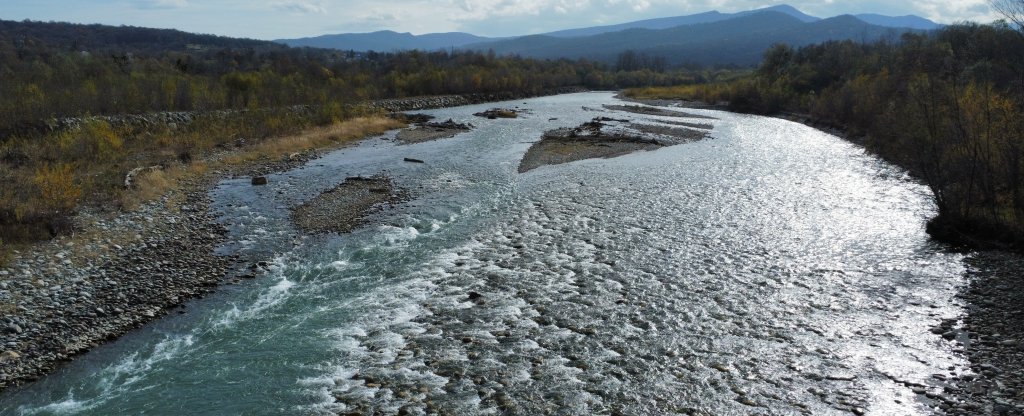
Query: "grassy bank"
0 106 403 264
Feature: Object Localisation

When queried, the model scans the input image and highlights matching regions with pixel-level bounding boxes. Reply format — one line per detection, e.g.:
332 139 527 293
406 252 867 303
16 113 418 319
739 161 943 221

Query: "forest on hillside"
628 21 1024 247
0 19 719 136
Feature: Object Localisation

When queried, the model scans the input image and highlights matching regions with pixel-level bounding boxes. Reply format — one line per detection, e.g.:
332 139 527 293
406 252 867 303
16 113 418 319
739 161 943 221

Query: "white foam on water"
212 255 298 329
370 225 421 249
18 334 196 415
17 395 92 415
213 275 295 329
299 261 452 413
296 368 361 416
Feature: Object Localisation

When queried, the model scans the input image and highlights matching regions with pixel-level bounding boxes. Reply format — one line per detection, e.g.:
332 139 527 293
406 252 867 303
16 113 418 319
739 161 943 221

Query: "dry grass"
0 115 404 268
118 164 203 210
0 111 404 270
624 84 726 102
221 116 404 166
118 116 403 209
0 240 11 269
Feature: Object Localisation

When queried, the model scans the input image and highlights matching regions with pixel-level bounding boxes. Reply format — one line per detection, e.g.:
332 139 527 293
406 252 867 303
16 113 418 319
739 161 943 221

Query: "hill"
0 19 277 53
854 14 943 30
468 12 915 67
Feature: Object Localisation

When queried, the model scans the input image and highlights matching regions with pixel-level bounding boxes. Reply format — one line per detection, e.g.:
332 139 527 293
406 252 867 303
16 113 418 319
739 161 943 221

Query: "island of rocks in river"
518 110 712 173
291 176 406 235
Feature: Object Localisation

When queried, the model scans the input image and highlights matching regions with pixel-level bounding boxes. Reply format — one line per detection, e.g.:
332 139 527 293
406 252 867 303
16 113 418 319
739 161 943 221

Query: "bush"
33 163 81 215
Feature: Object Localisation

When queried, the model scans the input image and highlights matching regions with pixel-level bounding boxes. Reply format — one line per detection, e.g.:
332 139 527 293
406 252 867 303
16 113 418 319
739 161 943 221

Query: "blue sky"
0 0 1000 40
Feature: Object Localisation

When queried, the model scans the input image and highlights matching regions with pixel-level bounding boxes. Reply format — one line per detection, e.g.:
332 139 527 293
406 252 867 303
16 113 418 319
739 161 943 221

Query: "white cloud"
909 0 998 23
132 0 189 10
631 0 651 12
274 0 326 14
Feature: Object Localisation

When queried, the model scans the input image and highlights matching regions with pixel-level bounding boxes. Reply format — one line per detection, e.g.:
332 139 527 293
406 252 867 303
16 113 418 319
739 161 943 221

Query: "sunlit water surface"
1 93 971 415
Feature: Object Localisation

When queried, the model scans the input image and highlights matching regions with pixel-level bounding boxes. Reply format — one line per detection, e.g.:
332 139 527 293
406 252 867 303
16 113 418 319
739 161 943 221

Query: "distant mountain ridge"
465 12 920 66
853 14 943 30
276 4 941 54
277 30 493 51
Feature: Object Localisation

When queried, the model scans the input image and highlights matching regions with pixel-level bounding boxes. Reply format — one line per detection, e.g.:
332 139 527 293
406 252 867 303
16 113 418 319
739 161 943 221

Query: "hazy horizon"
1 0 1000 40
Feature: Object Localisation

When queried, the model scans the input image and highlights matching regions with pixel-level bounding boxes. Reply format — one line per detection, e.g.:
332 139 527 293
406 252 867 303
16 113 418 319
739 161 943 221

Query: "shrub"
33 163 81 215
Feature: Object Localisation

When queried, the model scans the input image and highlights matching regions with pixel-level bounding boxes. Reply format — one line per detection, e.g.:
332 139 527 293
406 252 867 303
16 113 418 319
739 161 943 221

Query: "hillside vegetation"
627 23 1024 248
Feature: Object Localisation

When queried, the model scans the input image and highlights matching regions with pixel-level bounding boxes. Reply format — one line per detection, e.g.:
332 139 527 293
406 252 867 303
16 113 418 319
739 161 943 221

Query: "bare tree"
991 0 1024 31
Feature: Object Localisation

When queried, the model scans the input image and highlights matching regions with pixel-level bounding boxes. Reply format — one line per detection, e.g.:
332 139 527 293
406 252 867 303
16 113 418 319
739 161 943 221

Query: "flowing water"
1 92 974 415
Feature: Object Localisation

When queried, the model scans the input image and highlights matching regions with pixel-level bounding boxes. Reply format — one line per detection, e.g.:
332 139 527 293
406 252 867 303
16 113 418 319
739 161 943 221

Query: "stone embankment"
5 106 316 138
369 87 589 113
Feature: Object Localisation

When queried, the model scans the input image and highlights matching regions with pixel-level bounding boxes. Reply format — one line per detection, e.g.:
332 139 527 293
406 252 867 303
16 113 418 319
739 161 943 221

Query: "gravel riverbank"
0 92 545 392
939 252 1024 415
0 184 236 390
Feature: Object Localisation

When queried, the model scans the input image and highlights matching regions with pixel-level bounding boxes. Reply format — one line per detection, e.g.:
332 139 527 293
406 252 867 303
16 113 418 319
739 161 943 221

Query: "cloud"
7 0 1003 41
909 0 998 23
131 0 188 10
274 0 326 14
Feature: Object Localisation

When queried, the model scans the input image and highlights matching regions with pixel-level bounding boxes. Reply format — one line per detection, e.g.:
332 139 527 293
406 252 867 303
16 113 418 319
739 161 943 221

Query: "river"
1 92 973 415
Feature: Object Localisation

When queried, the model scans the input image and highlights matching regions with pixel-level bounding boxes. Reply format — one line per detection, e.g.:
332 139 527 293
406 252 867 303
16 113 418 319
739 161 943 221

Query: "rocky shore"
0 183 237 389
0 143 397 391
935 252 1024 415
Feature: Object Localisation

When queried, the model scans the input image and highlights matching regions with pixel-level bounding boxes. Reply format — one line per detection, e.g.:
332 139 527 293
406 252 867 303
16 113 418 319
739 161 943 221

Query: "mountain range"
475 12 921 67
276 4 942 66
278 30 493 52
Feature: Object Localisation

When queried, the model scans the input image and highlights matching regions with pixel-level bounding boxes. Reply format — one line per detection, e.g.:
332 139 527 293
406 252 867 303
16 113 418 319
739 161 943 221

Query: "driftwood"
124 165 163 189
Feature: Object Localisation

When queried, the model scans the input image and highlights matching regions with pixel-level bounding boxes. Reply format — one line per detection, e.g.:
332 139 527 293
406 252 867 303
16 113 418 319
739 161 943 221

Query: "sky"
0 0 1002 40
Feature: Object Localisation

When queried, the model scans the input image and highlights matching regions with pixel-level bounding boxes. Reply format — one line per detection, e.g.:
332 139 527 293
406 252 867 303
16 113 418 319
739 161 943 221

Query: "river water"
1 92 973 414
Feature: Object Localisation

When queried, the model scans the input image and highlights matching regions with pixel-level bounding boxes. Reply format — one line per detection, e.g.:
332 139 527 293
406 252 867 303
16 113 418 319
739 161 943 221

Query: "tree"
991 0 1024 32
